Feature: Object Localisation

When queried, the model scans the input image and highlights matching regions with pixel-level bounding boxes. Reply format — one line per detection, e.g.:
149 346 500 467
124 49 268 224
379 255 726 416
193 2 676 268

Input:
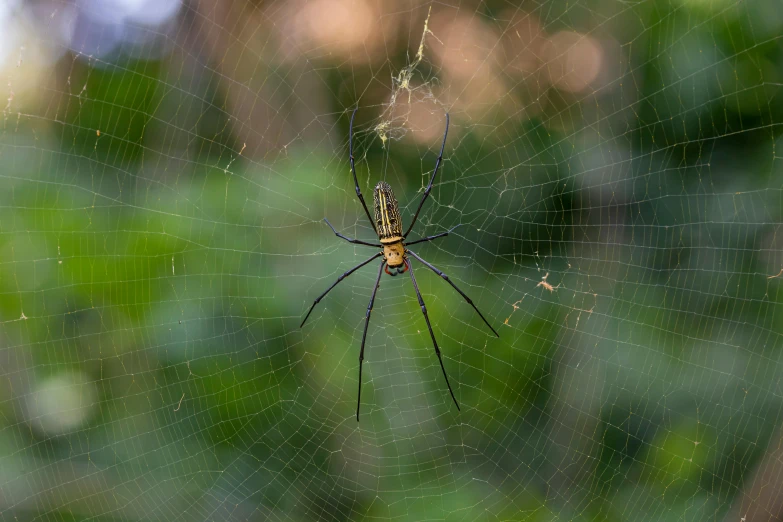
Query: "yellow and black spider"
301 109 499 420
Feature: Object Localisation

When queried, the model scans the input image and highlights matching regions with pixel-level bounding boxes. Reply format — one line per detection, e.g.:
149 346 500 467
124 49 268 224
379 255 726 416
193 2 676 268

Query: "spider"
301 109 499 421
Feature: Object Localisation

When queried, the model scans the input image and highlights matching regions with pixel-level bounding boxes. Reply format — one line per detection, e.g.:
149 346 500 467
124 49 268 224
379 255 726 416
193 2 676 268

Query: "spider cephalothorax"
300 109 499 420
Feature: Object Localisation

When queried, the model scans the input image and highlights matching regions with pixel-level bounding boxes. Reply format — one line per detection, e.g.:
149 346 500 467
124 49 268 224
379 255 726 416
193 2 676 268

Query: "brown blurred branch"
723 426 783 522
187 0 333 161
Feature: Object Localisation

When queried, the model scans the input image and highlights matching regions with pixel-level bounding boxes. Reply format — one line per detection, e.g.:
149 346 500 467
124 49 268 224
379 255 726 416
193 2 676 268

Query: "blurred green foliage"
1 0 783 520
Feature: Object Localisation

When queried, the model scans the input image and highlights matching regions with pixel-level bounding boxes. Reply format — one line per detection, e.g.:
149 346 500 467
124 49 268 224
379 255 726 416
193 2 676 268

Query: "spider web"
1 0 782 520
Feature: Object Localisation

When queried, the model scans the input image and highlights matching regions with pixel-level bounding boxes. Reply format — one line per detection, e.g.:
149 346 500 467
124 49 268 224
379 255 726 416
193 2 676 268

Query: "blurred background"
1 0 783 520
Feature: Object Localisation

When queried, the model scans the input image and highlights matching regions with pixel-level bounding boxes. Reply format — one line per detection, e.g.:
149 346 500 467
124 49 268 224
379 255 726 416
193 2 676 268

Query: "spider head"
382 242 406 275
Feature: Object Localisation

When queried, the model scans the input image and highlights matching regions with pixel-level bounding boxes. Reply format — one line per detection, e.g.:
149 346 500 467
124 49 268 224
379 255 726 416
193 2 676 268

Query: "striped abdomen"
373 181 403 243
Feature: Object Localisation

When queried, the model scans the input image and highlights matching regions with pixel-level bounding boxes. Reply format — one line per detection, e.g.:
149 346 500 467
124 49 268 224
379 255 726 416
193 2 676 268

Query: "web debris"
375 6 437 146
537 272 556 293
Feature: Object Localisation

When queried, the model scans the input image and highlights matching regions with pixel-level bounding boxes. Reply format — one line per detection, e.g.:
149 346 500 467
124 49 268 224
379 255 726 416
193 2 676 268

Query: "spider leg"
357 260 385 421
324 218 381 247
300 252 383 328
403 113 449 239
349 109 378 235
405 224 462 247
407 250 499 338
405 258 461 413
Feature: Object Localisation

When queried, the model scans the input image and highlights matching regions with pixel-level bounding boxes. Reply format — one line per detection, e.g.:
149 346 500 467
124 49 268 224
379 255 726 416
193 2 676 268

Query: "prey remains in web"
300 109 499 421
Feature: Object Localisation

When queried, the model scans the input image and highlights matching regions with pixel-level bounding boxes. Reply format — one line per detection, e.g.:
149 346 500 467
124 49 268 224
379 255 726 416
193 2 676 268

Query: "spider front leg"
349 108 378 235
405 224 462 247
324 218 381 248
357 261 385 421
406 258 461 413
403 113 449 238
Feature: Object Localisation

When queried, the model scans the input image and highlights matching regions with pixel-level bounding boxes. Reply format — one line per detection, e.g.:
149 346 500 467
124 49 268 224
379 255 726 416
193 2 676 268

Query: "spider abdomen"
373 181 403 243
